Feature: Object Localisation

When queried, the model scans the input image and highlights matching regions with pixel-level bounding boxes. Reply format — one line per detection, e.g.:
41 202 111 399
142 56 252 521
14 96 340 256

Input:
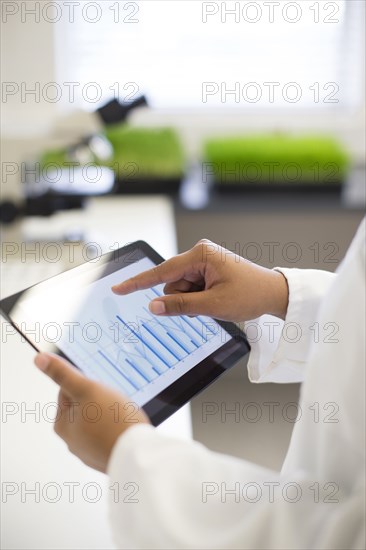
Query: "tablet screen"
1 242 249 424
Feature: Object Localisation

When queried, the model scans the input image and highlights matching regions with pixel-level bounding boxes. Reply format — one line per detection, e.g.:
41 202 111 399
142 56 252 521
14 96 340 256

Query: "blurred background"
1 1 365 548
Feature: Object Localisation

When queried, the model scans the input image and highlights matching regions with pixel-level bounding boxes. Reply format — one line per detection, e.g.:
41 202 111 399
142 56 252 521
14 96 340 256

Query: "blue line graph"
82 284 221 398
95 296 218 395
116 314 173 368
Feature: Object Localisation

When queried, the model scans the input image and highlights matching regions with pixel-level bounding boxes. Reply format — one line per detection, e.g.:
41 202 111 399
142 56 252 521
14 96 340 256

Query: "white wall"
1 10 58 136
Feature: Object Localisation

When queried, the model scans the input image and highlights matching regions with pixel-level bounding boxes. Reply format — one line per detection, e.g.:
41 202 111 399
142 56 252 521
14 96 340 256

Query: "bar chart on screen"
56 257 230 405
95 288 218 397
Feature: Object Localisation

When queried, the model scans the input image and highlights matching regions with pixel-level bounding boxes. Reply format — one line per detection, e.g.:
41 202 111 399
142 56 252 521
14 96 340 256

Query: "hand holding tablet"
1 241 250 425
33 351 150 473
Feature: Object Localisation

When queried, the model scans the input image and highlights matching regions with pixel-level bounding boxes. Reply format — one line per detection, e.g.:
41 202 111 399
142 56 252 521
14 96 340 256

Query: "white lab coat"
107 219 365 550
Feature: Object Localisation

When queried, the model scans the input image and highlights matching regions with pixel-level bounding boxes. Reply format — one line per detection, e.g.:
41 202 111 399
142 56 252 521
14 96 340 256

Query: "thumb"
149 289 215 317
34 353 88 398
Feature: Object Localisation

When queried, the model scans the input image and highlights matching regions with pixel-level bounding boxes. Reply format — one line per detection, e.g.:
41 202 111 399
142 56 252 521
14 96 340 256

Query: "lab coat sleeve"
107 424 365 550
245 268 336 384
107 219 365 549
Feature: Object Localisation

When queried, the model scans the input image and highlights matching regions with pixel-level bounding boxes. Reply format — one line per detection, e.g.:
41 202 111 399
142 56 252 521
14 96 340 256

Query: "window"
56 0 365 111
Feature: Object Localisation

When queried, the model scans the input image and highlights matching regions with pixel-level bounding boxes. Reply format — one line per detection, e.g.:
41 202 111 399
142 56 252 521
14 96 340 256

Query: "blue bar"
151 286 162 297
111 314 166 374
98 350 139 391
143 305 156 319
174 318 201 346
198 316 217 335
181 315 207 342
168 320 200 348
150 287 216 338
143 305 201 349
117 315 172 368
150 287 214 340
125 358 151 383
161 323 198 352
133 344 166 374
167 331 190 354
142 323 182 361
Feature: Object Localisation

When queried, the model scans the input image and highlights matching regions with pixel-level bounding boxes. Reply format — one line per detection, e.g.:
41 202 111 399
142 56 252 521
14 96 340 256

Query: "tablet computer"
0 241 250 426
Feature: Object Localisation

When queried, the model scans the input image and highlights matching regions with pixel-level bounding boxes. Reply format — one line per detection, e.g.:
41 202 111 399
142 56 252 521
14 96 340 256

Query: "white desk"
1 196 192 550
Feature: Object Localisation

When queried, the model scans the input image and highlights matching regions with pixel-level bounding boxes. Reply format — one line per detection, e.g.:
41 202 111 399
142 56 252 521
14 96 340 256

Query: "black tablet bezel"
0 240 250 426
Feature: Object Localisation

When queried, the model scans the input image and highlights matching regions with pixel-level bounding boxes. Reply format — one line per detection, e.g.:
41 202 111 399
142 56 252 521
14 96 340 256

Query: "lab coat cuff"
246 268 336 383
273 267 336 365
107 423 156 477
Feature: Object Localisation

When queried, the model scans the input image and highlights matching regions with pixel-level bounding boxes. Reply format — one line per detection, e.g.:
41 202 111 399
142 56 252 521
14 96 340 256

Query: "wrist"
267 269 289 320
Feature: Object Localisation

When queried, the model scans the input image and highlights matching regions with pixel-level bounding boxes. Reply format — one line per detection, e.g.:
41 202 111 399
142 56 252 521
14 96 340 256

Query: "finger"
149 289 217 317
111 252 194 295
34 353 88 398
164 279 203 295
